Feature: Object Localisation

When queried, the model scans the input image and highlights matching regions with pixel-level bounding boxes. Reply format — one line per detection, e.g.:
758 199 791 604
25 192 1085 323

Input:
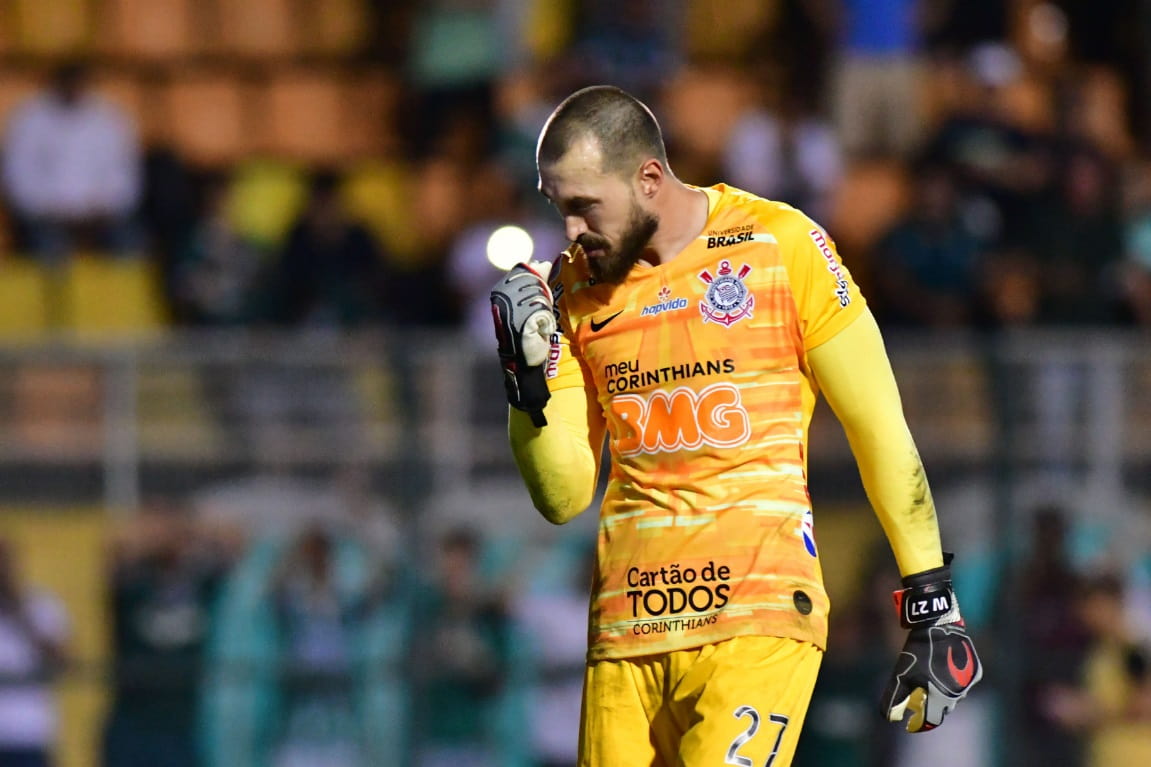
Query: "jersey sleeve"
777 210 867 350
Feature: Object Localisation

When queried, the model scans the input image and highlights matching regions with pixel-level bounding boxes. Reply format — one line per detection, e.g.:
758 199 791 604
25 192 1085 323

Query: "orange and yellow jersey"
547 184 865 660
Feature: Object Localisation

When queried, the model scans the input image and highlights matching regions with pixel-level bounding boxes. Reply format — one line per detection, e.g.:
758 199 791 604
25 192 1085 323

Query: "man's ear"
637 158 664 198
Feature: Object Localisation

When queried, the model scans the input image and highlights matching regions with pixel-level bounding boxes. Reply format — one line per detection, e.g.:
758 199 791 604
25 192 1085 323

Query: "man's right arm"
492 259 605 524
509 383 605 525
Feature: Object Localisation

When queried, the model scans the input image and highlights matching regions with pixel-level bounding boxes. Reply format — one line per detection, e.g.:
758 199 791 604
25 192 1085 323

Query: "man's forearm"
509 386 603 524
809 310 943 576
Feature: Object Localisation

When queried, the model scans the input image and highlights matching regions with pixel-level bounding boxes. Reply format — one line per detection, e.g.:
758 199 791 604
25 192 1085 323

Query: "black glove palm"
881 554 982 732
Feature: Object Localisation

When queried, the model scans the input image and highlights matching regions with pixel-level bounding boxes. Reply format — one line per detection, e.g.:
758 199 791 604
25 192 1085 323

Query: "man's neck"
643 181 710 268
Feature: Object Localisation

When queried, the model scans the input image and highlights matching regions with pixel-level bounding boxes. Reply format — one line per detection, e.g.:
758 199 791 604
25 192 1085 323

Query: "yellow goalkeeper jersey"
546 184 866 660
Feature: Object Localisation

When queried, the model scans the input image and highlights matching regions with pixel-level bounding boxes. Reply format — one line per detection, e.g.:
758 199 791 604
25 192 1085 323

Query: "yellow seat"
341 159 420 263
0 257 50 340
63 255 168 339
10 0 93 56
226 158 307 249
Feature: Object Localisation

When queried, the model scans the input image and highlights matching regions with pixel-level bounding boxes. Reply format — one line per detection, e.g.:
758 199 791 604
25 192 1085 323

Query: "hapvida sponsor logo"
641 286 687 318
641 297 688 317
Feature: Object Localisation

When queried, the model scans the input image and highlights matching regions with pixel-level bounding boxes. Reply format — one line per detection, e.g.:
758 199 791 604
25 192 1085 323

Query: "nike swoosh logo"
947 642 975 687
589 311 623 332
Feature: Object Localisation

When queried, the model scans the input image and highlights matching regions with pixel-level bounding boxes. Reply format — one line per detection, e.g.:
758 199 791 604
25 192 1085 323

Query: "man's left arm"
808 308 982 732
807 308 941 575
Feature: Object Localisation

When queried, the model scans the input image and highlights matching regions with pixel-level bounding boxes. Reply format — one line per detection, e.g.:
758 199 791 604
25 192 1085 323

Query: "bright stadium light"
486 225 534 270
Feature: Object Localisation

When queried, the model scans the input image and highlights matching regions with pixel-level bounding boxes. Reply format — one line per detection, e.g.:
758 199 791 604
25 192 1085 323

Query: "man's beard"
581 203 659 285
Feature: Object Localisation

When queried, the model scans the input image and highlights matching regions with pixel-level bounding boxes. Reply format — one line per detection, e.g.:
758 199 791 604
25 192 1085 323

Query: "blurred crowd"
4 496 1151 767
1 485 598 767
2 0 1151 340
3 1 1151 766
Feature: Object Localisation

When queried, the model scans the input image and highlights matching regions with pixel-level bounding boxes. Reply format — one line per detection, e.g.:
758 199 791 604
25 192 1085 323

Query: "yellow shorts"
579 635 822 767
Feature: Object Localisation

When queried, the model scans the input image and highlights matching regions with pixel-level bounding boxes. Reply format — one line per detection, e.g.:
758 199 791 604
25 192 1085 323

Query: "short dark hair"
537 85 668 177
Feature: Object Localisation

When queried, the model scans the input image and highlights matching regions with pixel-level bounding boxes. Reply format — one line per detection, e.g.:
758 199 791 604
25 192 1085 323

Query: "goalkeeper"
490 85 981 767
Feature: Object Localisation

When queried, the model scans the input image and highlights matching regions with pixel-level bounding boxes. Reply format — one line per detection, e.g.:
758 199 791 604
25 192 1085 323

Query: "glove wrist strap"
893 552 958 629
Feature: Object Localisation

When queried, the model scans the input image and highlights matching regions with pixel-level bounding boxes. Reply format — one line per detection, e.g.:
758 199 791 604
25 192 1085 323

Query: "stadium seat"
215 0 299 59
9 0 93 56
93 70 157 146
100 0 203 60
262 69 349 163
62 255 168 340
159 71 254 167
340 68 403 159
225 158 307 249
341 159 420 264
0 257 50 340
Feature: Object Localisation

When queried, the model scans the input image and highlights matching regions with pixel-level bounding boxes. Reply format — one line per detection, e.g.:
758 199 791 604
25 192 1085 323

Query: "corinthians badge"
698 260 753 326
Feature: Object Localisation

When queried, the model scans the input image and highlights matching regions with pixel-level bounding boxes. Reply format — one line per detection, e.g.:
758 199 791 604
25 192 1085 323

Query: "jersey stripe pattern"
548 184 866 661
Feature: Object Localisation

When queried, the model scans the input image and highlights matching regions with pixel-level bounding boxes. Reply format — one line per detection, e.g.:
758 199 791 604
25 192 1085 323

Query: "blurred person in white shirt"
1 60 142 264
0 538 69 767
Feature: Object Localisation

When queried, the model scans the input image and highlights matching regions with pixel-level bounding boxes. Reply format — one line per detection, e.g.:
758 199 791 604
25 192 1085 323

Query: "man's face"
539 137 659 284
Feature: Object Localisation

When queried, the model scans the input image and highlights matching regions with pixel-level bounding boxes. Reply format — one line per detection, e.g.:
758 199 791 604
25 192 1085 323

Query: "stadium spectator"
1046 571 1151 767
1011 505 1091 767
258 169 386 329
267 524 373 767
0 538 68 767
823 0 930 159
510 539 594 767
202 516 407 767
102 502 229 767
169 171 264 327
921 43 1058 252
0 60 142 264
1019 146 1124 325
720 75 843 223
409 526 516 767
871 158 989 327
1118 162 1151 324
568 0 686 103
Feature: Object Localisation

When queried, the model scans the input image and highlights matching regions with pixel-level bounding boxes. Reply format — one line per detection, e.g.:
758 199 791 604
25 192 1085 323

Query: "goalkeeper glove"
490 261 557 427
882 553 982 732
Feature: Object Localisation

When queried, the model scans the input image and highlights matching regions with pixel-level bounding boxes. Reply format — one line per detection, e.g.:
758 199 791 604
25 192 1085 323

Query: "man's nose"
565 216 587 241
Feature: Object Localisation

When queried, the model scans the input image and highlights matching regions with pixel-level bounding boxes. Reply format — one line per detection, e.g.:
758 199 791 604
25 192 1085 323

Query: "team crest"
698 260 754 326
